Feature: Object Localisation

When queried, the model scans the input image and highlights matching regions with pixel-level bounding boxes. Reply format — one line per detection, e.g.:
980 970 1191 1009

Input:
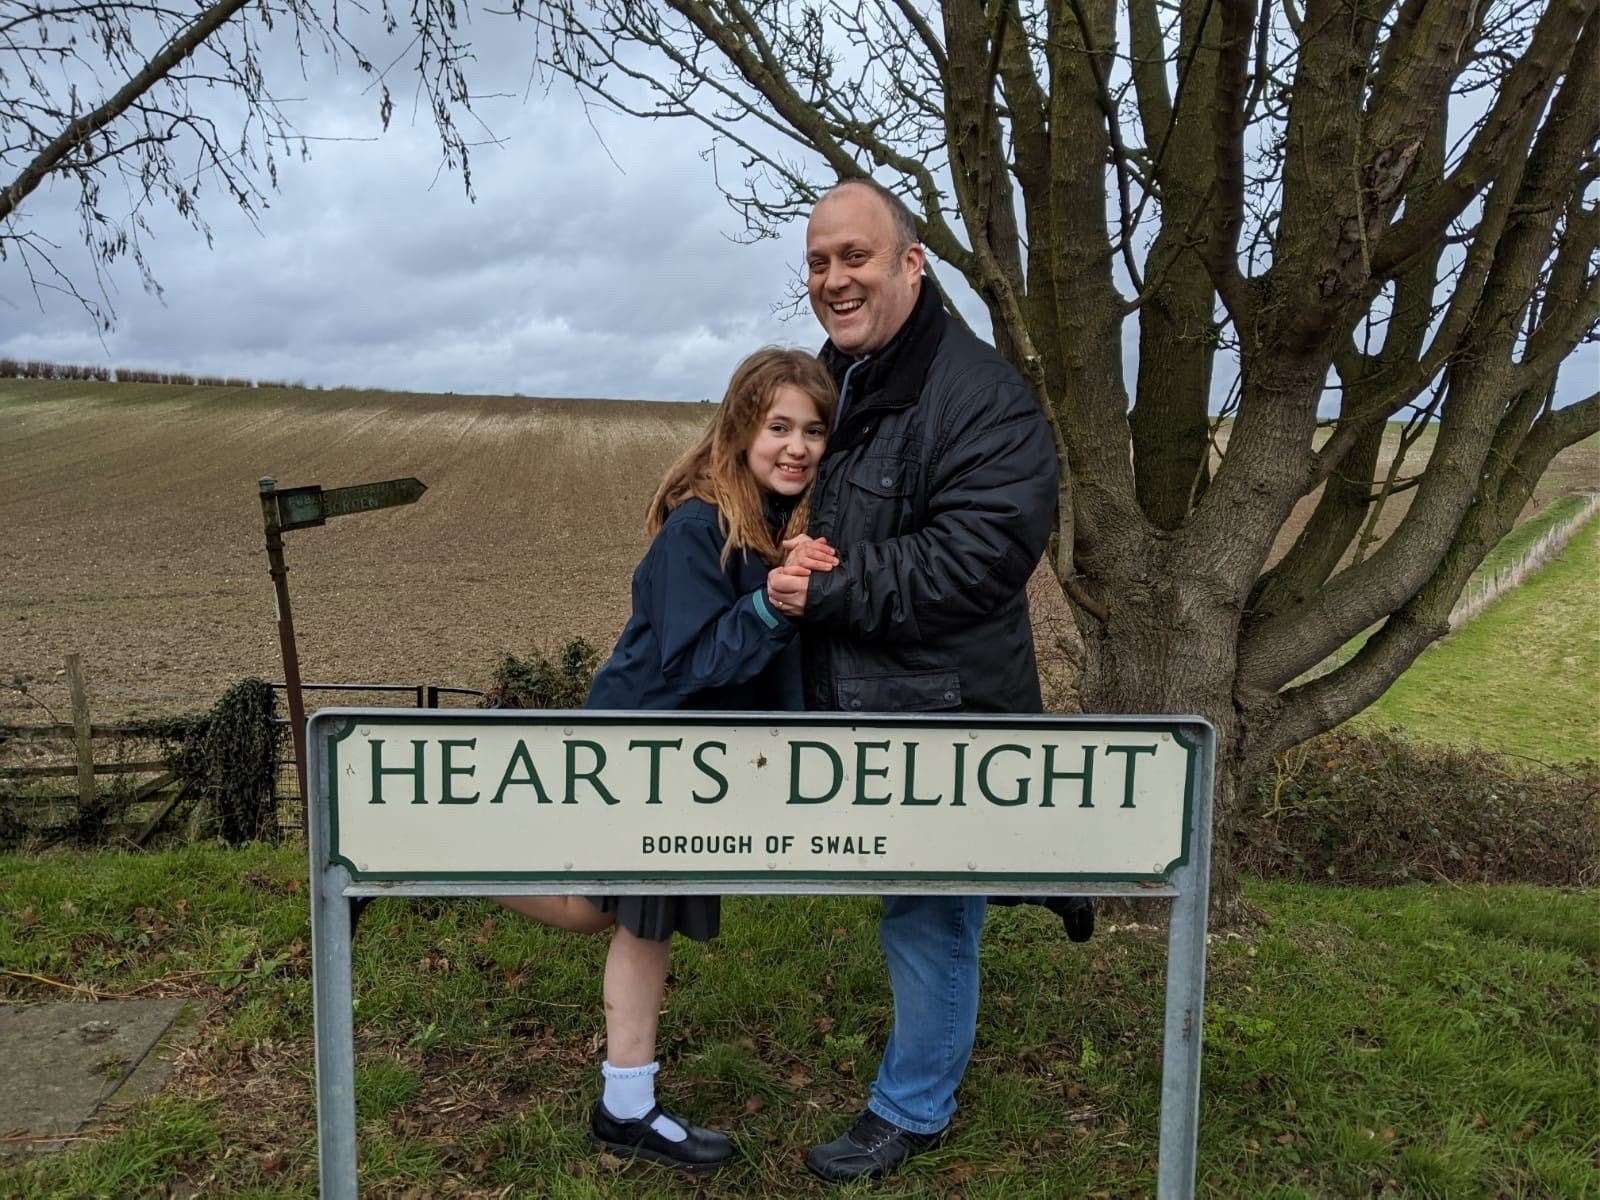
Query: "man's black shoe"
804 1109 944 1182
989 895 1095 942
1043 895 1095 943
589 1102 734 1172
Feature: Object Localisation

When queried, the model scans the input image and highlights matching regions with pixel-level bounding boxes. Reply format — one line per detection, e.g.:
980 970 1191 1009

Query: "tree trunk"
1073 549 1252 920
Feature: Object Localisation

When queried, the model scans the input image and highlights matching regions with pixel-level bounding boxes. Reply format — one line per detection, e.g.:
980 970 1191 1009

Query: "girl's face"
745 384 828 496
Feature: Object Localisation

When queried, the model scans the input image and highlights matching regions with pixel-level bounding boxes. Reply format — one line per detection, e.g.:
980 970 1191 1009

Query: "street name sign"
324 713 1199 884
305 709 1215 1199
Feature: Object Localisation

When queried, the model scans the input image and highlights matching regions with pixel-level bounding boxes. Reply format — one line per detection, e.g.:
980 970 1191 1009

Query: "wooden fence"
3 657 489 846
0 655 186 845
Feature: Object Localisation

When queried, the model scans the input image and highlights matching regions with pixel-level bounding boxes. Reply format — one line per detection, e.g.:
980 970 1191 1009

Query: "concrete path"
0 999 194 1154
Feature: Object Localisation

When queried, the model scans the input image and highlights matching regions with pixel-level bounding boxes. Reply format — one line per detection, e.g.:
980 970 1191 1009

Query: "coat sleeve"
804 381 1057 642
649 515 798 693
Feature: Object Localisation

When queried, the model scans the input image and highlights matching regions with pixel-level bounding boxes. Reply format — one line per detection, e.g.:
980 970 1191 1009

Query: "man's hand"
782 535 839 573
767 564 811 619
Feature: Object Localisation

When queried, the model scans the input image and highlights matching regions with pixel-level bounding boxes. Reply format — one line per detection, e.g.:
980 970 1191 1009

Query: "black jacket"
802 280 1058 714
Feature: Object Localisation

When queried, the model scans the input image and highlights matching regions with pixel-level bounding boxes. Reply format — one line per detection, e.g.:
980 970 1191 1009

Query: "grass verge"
1 845 1596 1198
1357 510 1600 763
1475 493 1592 580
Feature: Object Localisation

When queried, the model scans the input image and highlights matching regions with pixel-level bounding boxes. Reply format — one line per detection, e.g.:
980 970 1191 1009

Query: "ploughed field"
1 380 1595 724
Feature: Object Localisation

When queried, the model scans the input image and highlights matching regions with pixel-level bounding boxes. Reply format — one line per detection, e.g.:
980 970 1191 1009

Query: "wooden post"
259 478 309 803
64 654 96 812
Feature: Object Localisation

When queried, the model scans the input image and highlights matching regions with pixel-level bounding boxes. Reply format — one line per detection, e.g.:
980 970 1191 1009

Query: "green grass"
1357 510 1600 763
2 846 1596 1197
1475 493 1591 580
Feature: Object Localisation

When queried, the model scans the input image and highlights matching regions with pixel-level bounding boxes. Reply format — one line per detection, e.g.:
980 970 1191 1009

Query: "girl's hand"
767 564 811 619
782 535 839 573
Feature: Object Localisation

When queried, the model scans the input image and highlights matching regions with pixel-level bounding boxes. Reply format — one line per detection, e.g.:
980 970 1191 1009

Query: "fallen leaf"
788 1067 813 1089
597 1151 626 1171
743 1095 765 1115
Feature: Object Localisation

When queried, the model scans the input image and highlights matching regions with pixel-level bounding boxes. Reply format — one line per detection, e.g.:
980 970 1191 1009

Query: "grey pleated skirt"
593 894 721 942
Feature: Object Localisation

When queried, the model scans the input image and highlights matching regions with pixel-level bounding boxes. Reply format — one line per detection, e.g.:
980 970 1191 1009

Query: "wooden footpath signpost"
304 708 1216 1199
256 476 427 800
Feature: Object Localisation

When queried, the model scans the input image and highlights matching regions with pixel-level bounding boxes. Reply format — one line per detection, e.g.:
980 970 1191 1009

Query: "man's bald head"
819 179 920 255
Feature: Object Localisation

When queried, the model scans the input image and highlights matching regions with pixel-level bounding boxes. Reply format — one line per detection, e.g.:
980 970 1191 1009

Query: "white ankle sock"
600 1061 686 1142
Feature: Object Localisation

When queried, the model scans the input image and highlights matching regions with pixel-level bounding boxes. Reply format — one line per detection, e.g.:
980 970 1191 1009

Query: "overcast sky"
2 10 1593 407
2 11 839 401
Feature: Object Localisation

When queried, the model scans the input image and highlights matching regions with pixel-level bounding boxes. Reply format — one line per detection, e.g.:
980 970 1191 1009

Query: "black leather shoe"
990 895 1095 942
1043 895 1095 943
804 1109 944 1182
589 1102 734 1172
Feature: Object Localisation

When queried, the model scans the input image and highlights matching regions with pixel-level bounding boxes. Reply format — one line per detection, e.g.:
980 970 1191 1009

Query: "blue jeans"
867 895 987 1135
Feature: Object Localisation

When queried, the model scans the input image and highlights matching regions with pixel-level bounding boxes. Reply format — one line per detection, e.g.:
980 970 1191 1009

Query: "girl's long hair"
647 347 837 567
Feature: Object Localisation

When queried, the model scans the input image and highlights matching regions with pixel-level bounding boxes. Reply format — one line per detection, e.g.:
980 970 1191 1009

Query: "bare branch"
1370 0 1594 278
1199 0 1255 322
0 0 253 223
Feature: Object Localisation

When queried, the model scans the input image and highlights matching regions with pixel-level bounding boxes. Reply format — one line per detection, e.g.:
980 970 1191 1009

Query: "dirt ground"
2 381 1594 726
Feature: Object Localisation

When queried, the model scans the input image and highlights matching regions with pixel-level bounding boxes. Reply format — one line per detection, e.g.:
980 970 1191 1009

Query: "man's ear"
904 242 926 278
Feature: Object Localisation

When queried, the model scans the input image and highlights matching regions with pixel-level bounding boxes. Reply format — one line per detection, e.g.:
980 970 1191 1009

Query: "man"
765 178 1059 1182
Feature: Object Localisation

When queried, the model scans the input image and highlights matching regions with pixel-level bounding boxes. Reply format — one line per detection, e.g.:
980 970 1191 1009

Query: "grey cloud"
9 12 1583 410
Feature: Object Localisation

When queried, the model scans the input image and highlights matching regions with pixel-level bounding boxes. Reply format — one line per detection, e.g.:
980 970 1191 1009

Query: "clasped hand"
766 535 838 620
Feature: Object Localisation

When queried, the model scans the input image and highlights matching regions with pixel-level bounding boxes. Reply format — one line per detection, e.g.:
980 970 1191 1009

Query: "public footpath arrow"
273 477 427 531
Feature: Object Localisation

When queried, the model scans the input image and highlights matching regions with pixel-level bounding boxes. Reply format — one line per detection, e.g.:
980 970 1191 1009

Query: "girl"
499 347 838 1172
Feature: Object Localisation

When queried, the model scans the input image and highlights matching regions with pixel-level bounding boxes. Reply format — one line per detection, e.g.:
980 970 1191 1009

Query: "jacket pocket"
845 457 911 498
836 670 961 713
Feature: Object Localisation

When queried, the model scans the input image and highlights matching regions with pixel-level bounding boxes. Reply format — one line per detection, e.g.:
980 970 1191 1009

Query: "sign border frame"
313 709 1207 885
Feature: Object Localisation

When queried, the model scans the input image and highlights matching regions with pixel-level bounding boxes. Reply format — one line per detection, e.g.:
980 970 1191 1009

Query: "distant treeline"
0 358 300 389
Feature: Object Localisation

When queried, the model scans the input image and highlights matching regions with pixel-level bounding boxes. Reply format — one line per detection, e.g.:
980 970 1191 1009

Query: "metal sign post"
256 476 427 800
304 709 1215 1198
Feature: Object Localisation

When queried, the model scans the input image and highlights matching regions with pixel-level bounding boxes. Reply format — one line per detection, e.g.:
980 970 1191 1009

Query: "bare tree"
1 0 481 325
524 0 1599 906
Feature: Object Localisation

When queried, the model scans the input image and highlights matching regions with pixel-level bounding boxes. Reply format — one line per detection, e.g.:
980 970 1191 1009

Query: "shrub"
1234 727 1598 887
146 679 282 846
482 640 602 709
115 367 165 383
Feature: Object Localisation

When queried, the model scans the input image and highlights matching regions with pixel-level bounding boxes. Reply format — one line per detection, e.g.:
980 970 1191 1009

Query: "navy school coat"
586 498 804 712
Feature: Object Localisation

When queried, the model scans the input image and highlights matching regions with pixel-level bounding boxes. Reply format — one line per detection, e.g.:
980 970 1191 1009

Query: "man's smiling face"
805 185 924 358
